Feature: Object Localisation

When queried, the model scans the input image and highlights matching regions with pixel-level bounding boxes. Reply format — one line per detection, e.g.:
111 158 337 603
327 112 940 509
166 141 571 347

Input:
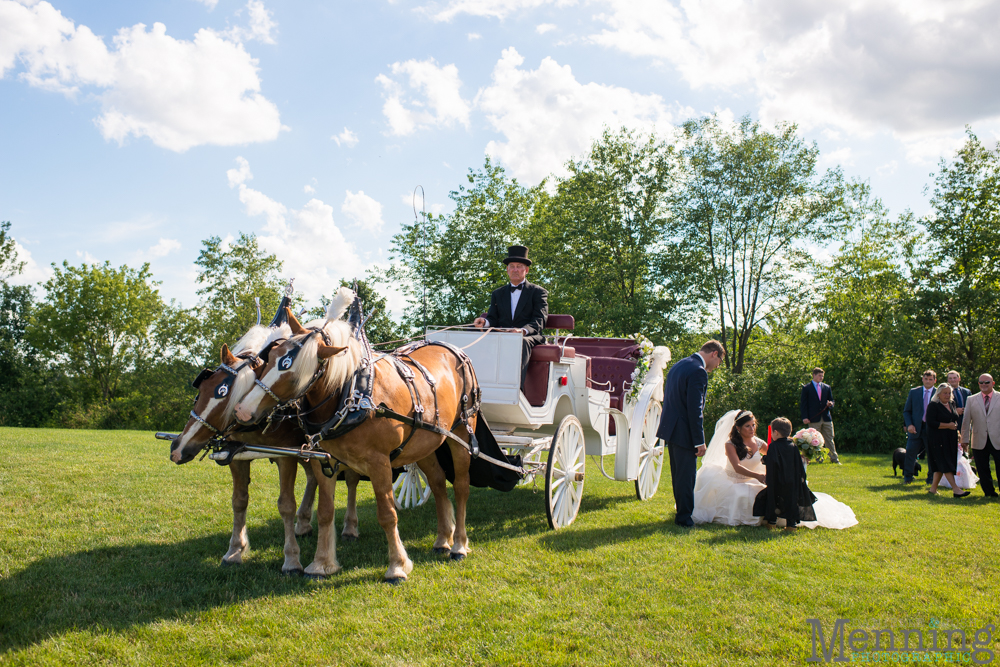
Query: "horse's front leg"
341 468 361 542
222 460 252 565
276 457 304 575
295 460 316 537
417 453 454 554
304 460 341 578
447 434 472 561
370 461 412 583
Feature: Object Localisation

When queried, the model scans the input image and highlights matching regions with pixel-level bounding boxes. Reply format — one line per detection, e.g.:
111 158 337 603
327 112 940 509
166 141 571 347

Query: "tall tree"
917 128 1000 373
530 127 688 340
28 261 163 404
676 115 846 373
195 232 286 360
306 279 405 346
383 156 541 330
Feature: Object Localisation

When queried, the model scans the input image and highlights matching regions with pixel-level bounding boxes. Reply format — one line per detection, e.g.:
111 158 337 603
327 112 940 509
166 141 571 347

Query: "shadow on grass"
0 519 319 654
536 517 786 552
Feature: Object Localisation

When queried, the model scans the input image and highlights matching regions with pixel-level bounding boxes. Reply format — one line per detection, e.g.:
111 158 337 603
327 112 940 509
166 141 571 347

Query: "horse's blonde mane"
227 322 293 412
286 286 361 397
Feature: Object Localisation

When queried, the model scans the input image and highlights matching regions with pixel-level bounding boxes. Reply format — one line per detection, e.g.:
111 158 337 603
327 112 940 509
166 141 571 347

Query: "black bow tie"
510 283 524 292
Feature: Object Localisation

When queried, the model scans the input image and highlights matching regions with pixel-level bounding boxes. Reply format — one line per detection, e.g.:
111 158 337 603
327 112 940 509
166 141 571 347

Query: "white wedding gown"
692 411 859 529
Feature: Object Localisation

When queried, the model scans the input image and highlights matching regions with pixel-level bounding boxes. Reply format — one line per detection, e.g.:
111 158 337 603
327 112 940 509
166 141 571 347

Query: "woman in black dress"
927 384 970 497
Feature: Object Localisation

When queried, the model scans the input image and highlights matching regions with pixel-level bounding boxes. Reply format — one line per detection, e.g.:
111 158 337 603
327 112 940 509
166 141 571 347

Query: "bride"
692 410 858 529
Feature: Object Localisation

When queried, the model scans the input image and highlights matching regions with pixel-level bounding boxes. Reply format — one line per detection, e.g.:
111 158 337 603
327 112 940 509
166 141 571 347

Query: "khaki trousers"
808 420 838 462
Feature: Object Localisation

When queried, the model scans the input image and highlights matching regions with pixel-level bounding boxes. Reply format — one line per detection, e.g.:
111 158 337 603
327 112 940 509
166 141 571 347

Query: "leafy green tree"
383 156 541 330
676 115 846 373
306 279 405 347
816 193 922 451
28 261 163 405
530 127 687 340
917 128 1000 374
195 232 286 361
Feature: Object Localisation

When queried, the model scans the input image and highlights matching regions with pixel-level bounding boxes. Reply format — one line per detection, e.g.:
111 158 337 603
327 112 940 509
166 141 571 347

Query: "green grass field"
1 427 998 666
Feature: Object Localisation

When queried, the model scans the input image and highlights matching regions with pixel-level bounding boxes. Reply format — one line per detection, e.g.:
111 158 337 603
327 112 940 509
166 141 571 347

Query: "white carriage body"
426 328 663 484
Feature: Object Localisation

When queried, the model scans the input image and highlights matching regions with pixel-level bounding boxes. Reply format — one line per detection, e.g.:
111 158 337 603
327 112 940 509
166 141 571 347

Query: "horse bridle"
252 328 340 417
189 353 261 437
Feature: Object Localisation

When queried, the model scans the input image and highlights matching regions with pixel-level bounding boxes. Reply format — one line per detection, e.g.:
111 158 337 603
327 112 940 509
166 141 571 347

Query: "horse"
169 323 360 577
233 291 480 583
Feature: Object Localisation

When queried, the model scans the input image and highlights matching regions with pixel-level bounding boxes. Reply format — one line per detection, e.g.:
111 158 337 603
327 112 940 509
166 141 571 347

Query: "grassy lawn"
1 427 998 666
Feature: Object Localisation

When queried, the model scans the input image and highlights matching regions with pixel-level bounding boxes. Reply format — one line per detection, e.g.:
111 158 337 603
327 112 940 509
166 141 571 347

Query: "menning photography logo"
806 618 996 664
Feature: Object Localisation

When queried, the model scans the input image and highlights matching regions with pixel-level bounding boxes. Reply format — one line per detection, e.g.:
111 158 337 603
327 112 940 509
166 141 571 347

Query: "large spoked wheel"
393 463 431 510
545 415 586 530
634 399 664 500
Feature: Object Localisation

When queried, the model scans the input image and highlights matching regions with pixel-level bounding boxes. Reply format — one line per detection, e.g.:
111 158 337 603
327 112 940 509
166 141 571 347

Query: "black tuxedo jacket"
484 281 548 338
800 381 833 422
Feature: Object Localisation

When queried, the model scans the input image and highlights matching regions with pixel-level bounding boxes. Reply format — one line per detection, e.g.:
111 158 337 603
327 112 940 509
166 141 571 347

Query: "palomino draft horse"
234 298 481 583
169 322 360 577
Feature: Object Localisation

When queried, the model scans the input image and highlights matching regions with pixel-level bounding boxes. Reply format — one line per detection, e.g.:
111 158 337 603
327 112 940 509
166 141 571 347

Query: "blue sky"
3 0 999 312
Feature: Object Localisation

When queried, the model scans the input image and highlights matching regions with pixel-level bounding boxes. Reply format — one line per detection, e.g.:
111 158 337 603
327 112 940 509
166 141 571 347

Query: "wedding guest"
902 370 937 484
926 384 970 497
799 368 839 464
946 370 972 431
960 374 1000 498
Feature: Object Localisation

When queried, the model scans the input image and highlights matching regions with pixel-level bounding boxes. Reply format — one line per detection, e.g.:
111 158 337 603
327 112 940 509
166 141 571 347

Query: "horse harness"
293 339 520 475
188 351 264 438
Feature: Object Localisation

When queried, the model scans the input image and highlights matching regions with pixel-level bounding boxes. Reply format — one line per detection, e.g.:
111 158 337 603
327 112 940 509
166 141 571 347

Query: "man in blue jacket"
657 340 725 527
902 369 937 484
800 367 840 464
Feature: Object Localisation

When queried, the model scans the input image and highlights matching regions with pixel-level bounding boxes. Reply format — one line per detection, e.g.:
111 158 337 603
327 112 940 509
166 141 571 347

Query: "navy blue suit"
657 353 709 526
903 385 936 482
952 385 971 431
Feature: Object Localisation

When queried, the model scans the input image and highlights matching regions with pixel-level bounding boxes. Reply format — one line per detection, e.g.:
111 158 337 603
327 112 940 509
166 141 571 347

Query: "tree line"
2 115 998 451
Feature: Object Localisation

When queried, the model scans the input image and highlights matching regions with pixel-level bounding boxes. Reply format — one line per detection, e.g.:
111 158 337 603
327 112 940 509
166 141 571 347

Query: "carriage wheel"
545 415 586 530
634 399 664 500
393 463 431 510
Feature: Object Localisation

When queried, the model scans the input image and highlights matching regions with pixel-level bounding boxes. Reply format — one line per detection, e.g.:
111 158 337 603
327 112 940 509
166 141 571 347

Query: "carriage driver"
473 245 549 388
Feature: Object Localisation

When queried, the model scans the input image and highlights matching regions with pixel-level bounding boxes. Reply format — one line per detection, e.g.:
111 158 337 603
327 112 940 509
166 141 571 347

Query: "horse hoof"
341 534 358 543
281 568 304 577
432 547 450 556
450 552 466 562
384 577 406 585
295 528 313 538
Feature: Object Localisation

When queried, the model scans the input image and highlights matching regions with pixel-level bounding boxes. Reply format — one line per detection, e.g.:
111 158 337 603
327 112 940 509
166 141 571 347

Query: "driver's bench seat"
523 315 577 406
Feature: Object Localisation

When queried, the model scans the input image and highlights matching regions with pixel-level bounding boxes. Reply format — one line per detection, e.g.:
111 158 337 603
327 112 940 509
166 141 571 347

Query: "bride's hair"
728 410 755 460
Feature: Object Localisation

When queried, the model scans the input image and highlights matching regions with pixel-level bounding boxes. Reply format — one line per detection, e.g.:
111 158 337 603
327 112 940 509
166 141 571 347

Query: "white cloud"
587 0 1000 155
332 126 359 147
876 160 898 177
420 0 576 22
820 147 854 169
75 250 99 264
192 0 219 9
376 57 471 136
148 238 181 257
468 32 482 41
227 156 252 187
0 1 283 151
341 190 385 233
536 23 556 34
476 47 679 182
303 184 315 194
227 159 366 302
7 240 51 286
224 0 277 45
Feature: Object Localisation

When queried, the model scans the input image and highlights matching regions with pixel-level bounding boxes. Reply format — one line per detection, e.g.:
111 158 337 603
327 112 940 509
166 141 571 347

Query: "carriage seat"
523 315 577 407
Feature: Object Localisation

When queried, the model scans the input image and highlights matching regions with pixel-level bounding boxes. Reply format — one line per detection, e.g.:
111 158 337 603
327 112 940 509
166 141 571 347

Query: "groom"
657 340 726 527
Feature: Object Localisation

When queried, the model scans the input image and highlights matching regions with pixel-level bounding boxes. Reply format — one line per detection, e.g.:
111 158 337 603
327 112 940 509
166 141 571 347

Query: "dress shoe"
784 526 797 533
985 492 999 498
953 491 971 498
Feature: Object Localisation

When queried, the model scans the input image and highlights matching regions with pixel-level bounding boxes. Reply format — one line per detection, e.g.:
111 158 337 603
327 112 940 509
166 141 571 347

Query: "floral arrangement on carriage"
792 427 828 464
625 334 656 403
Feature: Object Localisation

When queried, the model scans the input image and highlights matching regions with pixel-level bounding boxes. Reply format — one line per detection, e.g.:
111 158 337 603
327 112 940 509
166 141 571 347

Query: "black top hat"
503 245 532 266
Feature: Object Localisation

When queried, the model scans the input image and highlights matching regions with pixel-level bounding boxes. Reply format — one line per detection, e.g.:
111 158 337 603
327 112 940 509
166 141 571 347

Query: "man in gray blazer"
902 370 937 484
960 374 1000 497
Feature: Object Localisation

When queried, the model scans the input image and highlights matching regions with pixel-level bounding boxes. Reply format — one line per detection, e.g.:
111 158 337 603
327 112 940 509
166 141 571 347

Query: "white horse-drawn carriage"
400 314 668 529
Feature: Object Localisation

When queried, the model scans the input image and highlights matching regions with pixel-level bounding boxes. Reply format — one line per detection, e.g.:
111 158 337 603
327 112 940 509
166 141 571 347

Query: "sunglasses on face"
980 381 993 385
